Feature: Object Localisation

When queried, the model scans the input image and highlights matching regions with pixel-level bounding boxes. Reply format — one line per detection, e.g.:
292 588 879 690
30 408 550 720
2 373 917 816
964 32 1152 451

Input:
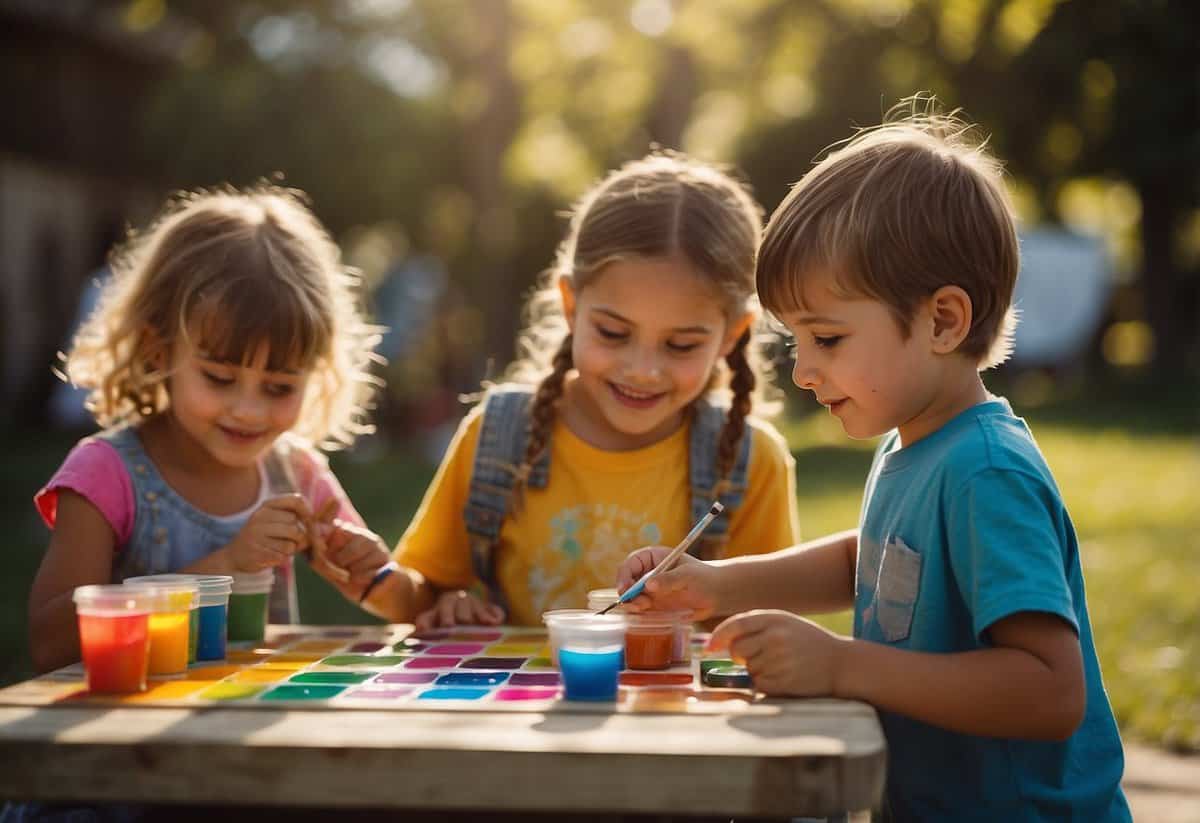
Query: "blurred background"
1 0 1197 755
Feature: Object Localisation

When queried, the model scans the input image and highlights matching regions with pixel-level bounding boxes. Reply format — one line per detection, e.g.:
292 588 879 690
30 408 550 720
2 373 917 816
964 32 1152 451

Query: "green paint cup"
227 570 274 645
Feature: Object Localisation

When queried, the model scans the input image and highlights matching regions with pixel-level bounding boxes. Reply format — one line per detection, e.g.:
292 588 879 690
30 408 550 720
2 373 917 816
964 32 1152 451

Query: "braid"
510 333 573 511
714 330 754 494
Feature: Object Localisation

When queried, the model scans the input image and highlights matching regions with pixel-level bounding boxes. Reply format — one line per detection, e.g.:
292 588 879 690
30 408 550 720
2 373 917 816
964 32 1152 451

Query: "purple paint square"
374 671 438 684
460 657 526 670
321 629 361 638
426 643 487 656
348 642 386 653
509 672 561 687
404 656 463 669
344 686 413 699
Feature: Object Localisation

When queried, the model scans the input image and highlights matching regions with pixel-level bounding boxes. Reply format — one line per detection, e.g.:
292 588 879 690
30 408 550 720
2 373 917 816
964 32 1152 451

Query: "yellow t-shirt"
396 404 800 625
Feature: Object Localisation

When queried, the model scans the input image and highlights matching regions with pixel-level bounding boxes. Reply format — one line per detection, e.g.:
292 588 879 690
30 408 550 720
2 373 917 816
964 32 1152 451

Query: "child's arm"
357 561 437 622
27 491 118 672
710 609 1085 741
619 529 858 619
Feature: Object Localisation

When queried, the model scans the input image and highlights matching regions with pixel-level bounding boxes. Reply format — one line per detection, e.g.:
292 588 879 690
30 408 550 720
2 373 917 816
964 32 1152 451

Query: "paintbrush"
599 501 724 615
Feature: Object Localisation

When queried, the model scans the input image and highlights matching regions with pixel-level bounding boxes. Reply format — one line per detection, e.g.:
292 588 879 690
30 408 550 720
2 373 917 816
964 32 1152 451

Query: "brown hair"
63 184 382 448
757 95 1020 369
505 150 778 514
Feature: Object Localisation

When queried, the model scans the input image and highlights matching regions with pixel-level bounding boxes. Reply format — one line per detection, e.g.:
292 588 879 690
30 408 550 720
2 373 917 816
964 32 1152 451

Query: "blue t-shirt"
856 399 1130 822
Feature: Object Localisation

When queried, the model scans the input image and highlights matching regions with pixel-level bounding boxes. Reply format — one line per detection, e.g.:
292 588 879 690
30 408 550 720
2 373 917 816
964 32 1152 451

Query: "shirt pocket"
876 536 923 643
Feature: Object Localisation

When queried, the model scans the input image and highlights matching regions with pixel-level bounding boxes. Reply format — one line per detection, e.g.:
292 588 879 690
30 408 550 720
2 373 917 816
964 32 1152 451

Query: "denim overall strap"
98 426 245 583
688 398 752 560
463 386 551 612
100 426 174 582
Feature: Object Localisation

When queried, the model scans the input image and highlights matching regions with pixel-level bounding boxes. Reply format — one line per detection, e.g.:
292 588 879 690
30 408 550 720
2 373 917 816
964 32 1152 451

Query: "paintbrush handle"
616 502 723 605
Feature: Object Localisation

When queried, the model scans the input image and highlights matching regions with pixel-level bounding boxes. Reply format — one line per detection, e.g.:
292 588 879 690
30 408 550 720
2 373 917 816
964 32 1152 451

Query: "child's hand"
414 590 505 633
314 519 391 591
227 494 313 572
617 546 721 620
706 609 848 697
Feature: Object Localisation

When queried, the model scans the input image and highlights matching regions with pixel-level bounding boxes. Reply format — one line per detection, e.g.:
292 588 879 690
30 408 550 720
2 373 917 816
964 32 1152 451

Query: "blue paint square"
435 672 509 687
416 687 491 701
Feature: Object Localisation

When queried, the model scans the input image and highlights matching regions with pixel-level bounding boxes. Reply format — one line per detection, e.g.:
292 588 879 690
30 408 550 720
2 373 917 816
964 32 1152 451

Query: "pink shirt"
36 437 363 549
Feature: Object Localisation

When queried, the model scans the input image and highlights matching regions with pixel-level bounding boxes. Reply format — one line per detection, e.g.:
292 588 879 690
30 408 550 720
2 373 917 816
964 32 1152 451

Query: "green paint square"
260 684 347 701
288 671 376 685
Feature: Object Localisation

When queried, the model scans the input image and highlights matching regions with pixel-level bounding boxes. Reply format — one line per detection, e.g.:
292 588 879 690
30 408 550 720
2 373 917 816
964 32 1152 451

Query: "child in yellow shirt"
363 152 801 628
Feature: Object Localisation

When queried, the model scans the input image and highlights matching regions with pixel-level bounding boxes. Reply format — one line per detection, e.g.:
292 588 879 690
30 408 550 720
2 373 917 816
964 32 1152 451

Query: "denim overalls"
102 425 298 624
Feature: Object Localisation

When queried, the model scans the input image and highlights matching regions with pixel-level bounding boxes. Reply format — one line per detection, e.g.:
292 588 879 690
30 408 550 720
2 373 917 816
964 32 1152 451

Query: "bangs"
183 271 330 371
756 206 861 317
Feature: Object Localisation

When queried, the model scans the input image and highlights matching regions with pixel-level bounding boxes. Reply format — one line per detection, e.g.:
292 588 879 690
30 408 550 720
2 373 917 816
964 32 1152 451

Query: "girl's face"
561 256 749 450
163 339 310 470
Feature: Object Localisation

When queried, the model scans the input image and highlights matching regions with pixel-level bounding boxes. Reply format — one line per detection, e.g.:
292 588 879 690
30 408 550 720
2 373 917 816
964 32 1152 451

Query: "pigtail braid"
510 333 574 511
714 329 754 495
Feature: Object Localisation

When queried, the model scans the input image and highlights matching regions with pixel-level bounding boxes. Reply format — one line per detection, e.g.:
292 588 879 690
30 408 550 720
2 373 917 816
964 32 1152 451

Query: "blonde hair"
64 184 382 449
504 150 779 507
757 95 1020 370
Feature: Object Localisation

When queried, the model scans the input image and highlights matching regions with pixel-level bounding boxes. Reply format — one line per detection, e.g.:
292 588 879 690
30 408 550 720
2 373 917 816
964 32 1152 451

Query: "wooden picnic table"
0 624 886 819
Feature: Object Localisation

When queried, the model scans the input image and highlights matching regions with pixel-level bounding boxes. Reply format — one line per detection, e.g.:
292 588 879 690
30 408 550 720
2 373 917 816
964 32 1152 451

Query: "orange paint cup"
625 613 676 670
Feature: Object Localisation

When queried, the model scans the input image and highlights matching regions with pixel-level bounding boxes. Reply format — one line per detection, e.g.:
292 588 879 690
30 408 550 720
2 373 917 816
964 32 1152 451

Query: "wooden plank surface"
0 623 887 816
0 701 884 815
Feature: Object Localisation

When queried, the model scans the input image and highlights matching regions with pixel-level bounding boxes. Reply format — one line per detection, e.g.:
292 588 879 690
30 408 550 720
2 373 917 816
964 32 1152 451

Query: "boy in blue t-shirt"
616 98 1131 822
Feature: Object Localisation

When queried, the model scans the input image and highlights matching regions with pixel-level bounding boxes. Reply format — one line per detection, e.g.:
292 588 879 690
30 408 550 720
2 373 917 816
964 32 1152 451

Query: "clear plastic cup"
554 614 628 701
228 569 274 645
126 574 232 661
122 581 197 676
73 585 155 693
625 612 678 670
542 609 593 666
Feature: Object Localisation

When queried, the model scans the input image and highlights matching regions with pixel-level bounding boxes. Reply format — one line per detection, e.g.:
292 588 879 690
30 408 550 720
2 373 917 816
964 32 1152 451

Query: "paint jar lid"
542 609 593 627
121 580 197 611
586 588 621 612
73 584 155 616
125 573 232 598
231 569 275 594
702 664 754 689
554 614 628 652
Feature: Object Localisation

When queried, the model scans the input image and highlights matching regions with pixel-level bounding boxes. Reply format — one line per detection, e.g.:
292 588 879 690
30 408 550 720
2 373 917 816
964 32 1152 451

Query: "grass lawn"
2 373 1196 751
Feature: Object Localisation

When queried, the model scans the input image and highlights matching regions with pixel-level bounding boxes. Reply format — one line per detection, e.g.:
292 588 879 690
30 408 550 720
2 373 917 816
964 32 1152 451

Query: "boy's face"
778 270 947 444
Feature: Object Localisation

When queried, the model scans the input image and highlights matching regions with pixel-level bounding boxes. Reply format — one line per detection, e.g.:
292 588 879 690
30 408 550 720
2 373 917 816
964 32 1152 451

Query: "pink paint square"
495 687 560 701
404 656 463 669
425 643 487 656
344 686 413 699
374 671 438 684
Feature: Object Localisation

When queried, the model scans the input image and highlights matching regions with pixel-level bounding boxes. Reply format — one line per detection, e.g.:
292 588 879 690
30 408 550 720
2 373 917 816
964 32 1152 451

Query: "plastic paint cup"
129 574 234 661
73 585 154 693
541 609 593 666
123 581 197 676
555 614 627 701
228 569 274 645
125 573 232 662
625 612 677 670
664 610 694 663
